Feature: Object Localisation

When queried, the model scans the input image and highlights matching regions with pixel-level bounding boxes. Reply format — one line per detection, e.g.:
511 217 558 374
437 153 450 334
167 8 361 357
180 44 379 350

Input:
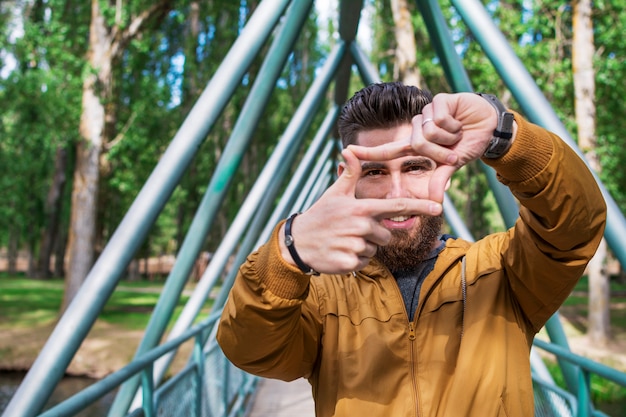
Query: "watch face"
498 112 514 138
285 235 294 246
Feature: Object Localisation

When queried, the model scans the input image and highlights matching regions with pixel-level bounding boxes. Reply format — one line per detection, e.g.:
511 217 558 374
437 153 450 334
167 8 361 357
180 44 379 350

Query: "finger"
417 114 461 146
364 241 379 258
347 141 414 161
411 115 459 164
356 256 372 271
353 239 380 258
332 148 362 195
348 129 458 166
428 165 457 203
362 221 392 247
358 196 443 220
428 95 464 134
411 134 459 165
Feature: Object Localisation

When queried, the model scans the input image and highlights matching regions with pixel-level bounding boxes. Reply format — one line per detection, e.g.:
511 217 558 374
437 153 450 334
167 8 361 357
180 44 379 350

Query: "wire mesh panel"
118 328 256 417
202 342 255 417
156 365 200 416
203 346 228 417
203 346 233 417
533 377 577 417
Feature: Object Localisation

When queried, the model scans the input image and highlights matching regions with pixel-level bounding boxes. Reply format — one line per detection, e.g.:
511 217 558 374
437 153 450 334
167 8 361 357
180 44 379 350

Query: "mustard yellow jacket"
217 115 606 417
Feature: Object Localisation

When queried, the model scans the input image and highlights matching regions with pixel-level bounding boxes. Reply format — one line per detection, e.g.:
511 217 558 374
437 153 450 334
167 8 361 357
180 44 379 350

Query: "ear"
337 161 346 177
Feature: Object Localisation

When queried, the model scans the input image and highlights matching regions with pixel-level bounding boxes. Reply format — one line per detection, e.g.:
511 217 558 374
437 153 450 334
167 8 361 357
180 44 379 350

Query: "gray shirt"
393 236 447 321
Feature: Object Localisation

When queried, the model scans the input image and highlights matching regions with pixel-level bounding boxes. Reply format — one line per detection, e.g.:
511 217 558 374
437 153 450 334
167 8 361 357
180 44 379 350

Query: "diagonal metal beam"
114 0 316 414
334 0 365 111
452 0 626 271
2 1 293 417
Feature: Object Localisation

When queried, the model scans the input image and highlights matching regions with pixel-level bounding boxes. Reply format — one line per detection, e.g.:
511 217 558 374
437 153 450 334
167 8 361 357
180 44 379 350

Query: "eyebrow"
361 161 386 171
360 157 435 171
403 157 435 169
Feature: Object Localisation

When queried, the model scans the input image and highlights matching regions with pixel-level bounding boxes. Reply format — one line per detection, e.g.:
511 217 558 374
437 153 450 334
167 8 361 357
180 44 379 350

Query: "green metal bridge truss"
4 0 626 416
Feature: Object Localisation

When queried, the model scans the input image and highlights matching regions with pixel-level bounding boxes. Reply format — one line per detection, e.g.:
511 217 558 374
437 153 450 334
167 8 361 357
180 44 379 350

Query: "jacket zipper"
408 322 416 341
388 275 422 416
408 321 420 417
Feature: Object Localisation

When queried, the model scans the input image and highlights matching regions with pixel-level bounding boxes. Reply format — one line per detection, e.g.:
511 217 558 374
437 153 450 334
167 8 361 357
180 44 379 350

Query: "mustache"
375 215 443 272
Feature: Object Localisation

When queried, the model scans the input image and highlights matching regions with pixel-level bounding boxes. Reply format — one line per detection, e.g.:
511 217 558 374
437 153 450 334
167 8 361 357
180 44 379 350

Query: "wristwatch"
477 93 515 159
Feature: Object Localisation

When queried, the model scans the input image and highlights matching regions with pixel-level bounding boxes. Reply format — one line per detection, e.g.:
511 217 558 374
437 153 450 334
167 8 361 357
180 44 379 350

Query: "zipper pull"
408 322 416 341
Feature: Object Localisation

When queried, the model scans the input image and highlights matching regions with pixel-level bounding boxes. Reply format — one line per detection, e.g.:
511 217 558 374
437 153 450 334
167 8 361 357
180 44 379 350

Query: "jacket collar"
359 236 471 279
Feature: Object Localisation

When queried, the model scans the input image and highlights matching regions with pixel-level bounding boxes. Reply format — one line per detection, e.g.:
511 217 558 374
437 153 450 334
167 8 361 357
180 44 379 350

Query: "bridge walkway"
248 378 315 417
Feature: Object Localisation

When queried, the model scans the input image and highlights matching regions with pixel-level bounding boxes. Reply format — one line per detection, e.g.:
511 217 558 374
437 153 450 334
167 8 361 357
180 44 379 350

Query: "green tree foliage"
481 0 626 214
1 0 325 283
367 0 626 239
1 1 624 284
0 0 85 274
594 0 626 211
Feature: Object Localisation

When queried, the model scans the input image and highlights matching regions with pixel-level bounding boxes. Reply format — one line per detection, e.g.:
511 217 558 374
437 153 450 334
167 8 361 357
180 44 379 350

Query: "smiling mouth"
388 215 413 222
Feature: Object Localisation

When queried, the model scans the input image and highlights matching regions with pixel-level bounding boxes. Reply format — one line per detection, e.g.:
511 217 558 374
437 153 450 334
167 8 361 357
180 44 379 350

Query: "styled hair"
337 82 433 148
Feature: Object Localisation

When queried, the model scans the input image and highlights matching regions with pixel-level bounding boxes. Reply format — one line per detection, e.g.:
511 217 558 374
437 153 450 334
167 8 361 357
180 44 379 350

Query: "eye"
407 164 426 172
405 164 430 174
404 158 434 173
363 169 384 177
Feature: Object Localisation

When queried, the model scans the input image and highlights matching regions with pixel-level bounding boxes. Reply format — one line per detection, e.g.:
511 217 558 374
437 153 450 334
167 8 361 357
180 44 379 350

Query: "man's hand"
278 148 442 274
348 92 516 202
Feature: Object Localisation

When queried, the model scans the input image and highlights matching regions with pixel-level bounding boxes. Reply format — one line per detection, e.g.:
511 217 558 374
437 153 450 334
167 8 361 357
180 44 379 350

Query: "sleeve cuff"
255 220 312 299
482 111 554 184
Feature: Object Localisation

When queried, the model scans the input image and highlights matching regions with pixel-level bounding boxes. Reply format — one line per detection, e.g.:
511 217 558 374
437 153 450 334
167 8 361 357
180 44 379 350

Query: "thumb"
333 148 362 196
428 165 456 203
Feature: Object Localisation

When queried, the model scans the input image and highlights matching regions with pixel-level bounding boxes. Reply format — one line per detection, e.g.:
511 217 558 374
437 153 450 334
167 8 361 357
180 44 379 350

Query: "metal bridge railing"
533 338 626 417
37 312 257 417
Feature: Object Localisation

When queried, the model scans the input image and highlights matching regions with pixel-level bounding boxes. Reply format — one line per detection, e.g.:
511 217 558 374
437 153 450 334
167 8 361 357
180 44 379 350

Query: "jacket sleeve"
482 113 607 330
216 223 322 381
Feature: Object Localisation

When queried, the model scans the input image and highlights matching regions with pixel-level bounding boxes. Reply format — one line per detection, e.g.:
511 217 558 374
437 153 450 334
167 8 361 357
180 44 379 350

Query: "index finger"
348 139 457 166
347 141 414 161
359 196 443 219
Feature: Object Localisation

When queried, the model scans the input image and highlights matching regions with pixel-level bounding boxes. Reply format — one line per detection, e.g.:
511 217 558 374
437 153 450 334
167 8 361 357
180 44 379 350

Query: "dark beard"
374 215 443 273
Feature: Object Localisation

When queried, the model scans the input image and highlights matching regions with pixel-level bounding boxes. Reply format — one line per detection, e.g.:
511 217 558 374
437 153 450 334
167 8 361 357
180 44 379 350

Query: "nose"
385 174 408 199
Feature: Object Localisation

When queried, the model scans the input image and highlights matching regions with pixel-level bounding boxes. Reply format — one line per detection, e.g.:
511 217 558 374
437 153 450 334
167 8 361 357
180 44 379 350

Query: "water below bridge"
0 371 315 417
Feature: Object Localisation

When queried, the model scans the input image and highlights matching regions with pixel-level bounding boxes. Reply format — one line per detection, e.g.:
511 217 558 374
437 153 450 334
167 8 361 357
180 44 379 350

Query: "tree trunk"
573 0 610 345
390 0 422 87
588 239 609 344
127 259 141 282
62 0 111 312
53 222 68 278
173 1 200 253
61 0 173 311
7 223 19 274
34 146 68 279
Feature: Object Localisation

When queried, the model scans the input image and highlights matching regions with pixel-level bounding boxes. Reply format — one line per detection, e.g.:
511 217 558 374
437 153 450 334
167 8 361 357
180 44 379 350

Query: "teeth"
389 215 410 222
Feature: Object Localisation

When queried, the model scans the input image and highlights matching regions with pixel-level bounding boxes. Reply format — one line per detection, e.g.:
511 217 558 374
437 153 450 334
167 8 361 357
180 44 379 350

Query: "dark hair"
337 82 433 148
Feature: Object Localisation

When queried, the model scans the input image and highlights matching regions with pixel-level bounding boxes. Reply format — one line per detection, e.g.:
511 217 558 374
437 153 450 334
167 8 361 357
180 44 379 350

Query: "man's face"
350 124 443 271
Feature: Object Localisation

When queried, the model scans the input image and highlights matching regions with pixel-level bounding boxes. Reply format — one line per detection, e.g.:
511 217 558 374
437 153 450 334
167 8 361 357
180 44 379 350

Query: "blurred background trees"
1 0 624 336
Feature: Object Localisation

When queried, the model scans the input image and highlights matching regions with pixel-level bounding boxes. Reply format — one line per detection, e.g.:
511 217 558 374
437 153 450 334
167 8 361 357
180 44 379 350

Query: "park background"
1 0 626 414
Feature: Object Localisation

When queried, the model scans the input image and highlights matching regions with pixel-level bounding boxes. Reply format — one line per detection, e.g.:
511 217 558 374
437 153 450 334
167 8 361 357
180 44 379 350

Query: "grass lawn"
0 273 213 331
560 275 626 338
0 272 216 379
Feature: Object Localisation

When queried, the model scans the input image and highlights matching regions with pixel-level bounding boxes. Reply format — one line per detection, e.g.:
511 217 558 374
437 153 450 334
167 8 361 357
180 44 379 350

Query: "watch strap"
284 213 319 276
477 93 515 159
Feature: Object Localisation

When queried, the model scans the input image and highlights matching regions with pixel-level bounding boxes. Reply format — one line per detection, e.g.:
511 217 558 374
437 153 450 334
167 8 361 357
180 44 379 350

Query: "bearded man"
217 82 606 417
